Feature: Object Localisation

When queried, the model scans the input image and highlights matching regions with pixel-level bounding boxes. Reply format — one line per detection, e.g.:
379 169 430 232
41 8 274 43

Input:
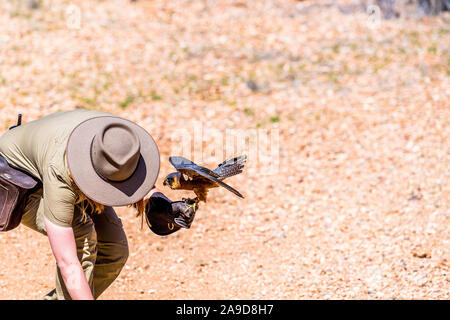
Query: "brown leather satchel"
0 155 38 232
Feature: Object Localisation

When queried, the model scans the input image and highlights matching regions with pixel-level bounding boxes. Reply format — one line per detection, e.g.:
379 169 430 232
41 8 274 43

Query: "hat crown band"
91 123 141 182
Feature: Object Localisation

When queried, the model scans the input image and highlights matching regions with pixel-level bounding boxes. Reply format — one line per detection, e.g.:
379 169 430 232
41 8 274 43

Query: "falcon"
163 155 247 202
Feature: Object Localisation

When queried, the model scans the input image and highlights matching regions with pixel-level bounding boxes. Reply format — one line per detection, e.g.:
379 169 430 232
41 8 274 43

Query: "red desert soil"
0 0 449 299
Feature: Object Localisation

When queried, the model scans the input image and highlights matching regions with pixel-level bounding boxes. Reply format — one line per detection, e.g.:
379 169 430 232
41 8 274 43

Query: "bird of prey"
163 155 247 202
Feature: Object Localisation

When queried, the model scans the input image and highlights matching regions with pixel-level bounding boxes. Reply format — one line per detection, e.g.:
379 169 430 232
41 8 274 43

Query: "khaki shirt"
0 110 113 227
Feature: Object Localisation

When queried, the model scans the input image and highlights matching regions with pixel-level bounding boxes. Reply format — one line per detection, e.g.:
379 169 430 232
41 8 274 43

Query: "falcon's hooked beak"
163 172 182 189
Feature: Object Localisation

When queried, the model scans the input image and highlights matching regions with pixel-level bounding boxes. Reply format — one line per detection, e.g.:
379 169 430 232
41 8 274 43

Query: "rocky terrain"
0 0 448 299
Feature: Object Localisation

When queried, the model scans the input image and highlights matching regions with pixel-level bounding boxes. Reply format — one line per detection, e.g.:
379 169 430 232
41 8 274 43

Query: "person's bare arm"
44 217 94 300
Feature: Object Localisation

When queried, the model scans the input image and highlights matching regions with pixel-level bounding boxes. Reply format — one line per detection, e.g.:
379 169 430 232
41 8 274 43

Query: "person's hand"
144 191 178 235
144 192 199 235
171 198 199 229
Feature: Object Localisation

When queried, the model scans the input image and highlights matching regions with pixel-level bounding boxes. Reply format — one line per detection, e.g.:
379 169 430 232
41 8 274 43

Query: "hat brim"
66 116 160 206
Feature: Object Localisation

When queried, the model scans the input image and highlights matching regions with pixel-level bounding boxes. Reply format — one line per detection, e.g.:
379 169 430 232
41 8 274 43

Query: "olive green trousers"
21 187 129 300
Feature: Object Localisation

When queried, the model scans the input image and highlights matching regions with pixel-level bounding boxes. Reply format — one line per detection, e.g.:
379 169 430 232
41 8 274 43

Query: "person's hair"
68 172 146 221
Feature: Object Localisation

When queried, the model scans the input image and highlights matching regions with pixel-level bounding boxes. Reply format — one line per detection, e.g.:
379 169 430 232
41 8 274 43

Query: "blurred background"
0 0 448 299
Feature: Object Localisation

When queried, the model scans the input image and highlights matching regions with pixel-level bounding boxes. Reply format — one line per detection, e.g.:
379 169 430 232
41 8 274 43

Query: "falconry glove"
145 192 199 236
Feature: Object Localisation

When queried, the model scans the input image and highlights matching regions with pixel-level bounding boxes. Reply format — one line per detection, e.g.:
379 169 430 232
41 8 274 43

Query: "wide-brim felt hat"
66 116 160 206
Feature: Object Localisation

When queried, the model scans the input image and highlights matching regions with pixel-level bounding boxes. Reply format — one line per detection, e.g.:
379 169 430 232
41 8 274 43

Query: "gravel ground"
0 0 449 299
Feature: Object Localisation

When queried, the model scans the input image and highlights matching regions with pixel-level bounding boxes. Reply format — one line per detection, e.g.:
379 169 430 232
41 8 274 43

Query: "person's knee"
106 241 129 271
111 230 129 268
118 242 129 267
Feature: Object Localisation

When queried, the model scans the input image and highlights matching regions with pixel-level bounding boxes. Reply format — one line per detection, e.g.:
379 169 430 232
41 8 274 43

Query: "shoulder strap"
9 114 22 130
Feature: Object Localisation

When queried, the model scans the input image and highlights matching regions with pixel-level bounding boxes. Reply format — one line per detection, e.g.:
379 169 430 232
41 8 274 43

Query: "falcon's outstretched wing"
169 156 220 178
169 156 244 199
